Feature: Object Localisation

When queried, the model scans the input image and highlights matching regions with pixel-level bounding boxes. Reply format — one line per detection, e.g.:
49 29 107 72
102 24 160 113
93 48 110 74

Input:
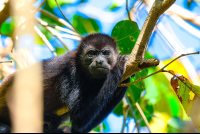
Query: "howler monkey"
0 33 130 133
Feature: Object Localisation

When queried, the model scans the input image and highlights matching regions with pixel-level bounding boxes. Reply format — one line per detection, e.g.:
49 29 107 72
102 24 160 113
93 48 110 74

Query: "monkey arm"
70 54 130 133
79 55 132 133
79 79 129 133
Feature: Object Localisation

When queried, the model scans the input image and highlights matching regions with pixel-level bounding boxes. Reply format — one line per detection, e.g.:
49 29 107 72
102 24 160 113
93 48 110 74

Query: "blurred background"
0 0 200 133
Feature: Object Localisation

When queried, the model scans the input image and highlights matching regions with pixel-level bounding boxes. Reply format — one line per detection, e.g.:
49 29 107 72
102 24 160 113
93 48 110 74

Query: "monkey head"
77 33 119 79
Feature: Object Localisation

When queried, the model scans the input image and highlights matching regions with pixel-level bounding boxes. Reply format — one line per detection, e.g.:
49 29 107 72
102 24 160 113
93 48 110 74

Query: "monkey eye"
87 50 96 57
103 50 110 56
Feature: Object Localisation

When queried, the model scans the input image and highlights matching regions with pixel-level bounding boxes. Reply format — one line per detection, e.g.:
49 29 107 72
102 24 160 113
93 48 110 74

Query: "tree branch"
39 9 81 38
54 0 80 36
135 102 151 133
0 0 10 27
121 98 130 133
34 25 57 56
126 0 131 20
0 61 12 63
119 52 199 87
120 0 176 83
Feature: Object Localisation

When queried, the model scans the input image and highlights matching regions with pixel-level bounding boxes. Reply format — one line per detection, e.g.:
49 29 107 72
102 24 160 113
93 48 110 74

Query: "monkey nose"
96 60 103 65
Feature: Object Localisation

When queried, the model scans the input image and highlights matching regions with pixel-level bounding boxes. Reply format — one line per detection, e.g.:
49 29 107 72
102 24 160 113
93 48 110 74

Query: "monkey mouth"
95 67 109 70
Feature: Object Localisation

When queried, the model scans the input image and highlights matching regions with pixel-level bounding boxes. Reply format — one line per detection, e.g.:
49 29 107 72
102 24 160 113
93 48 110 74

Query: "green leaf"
41 2 63 27
127 84 143 104
144 67 183 118
47 0 73 9
93 123 107 132
73 15 99 35
170 74 200 131
37 25 54 40
0 22 15 36
133 69 148 90
35 34 45 45
56 47 66 55
80 0 87 3
108 4 119 11
167 117 185 133
111 20 140 54
113 101 123 116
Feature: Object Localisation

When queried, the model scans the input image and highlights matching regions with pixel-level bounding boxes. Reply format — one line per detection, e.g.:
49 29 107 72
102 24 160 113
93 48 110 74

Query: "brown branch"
0 0 10 27
121 98 130 133
135 102 151 133
54 0 80 36
124 95 140 133
119 52 199 87
126 0 131 20
120 0 176 83
0 61 12 63
143 0 200 27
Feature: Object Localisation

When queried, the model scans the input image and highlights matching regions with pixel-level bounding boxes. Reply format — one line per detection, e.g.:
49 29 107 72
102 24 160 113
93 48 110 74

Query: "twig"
126 0 131 20
54 0 80 36
36 18 80 37
34 26 57 56
121 98 130 133
0 60 12 63
135 102 151 133
118 52 199 87
160 52 199 71
124 95 140 133
44 26 77 51
39 9 81 38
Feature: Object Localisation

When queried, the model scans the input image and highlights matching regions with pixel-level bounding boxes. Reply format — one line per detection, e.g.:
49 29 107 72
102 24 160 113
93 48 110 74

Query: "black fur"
0 33 130 133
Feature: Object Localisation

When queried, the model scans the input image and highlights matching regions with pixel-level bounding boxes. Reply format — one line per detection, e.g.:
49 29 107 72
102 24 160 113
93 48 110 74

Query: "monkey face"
80 46 117 79
77 33 119 79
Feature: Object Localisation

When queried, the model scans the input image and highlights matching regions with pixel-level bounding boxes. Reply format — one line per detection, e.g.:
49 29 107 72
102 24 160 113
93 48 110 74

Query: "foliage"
0 0 199 133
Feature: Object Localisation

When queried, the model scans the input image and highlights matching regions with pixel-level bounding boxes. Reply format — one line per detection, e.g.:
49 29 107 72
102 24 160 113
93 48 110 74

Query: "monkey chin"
89 67 109 79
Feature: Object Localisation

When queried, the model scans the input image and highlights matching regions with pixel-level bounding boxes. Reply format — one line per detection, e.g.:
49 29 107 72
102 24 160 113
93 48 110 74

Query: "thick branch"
0 1 10 27
120 0 175 83
144 0 200 27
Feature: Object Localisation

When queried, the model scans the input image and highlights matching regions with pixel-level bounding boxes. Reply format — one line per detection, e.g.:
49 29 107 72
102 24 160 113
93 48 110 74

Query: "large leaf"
73 15 99 35
171 73 200 131
111 20 140 54
113 101 123 116
133 69 148 90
